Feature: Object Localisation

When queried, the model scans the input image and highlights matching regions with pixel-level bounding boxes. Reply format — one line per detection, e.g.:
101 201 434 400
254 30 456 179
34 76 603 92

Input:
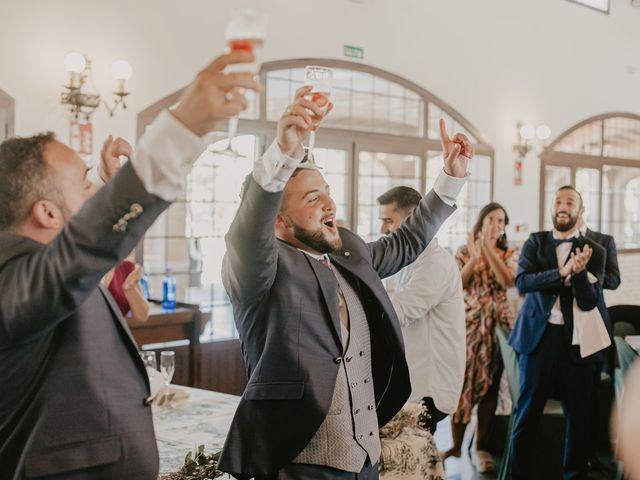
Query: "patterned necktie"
318 256 350 332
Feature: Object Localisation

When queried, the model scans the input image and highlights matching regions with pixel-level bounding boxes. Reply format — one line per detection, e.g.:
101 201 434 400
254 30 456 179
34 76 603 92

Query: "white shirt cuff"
130 109 207 202
87 164 105 187
252 140 304 192
433 168 468 206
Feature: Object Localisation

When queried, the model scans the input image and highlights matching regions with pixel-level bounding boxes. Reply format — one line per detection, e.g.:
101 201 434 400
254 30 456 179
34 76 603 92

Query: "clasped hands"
467 226 503 261
559 244 592 278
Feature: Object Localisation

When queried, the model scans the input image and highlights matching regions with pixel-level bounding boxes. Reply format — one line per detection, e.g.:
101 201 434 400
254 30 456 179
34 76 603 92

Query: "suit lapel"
544 231 559 269
98 284 149 386
302 254 343 348
330 251 404 348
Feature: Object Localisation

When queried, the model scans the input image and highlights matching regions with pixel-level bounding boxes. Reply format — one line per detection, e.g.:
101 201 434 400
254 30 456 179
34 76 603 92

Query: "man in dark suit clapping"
219 86 473 480
0 51 260 480
509 186 609 480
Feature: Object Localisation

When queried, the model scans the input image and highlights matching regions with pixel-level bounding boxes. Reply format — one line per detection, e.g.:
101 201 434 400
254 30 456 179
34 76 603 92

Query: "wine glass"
212 10 268 158
160 351 176 388
304 66 333 161
139 350 157 371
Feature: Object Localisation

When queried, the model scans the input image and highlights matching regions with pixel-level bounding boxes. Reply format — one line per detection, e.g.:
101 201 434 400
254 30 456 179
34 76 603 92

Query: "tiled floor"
433 416 617 480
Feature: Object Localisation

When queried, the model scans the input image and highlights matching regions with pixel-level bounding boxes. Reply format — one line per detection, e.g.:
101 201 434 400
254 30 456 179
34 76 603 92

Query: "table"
154 386 239 476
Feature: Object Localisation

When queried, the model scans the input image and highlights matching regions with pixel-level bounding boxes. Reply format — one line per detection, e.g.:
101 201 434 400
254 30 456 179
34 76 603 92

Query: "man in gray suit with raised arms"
219 84 474 480
0 51 259 480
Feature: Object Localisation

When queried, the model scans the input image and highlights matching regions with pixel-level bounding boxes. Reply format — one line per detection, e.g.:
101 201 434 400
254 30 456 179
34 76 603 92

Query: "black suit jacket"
584 228 620 291
0 163 168 479
218 176 456 477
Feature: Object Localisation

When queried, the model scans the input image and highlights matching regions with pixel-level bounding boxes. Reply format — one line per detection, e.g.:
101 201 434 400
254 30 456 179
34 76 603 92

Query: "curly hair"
0 132 59 231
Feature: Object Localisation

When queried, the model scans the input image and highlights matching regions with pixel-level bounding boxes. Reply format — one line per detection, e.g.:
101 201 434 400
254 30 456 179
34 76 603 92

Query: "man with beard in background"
508 185 609 480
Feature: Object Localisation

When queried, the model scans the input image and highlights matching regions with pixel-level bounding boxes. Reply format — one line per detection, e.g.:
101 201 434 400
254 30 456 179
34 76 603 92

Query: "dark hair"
472 202 510 251
556 185 583 208
377 186 422 211
0 132 57 231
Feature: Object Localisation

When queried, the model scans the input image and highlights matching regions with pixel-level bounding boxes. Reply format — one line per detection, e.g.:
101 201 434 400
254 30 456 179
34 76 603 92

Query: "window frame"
564 0 610 14
135 58 495 339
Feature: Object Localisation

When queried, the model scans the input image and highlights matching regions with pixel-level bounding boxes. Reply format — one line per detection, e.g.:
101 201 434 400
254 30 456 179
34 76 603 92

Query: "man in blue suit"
509 185 608 480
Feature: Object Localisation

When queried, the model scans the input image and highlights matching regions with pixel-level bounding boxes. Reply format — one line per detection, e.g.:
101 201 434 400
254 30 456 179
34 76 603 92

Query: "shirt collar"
299 249 330 264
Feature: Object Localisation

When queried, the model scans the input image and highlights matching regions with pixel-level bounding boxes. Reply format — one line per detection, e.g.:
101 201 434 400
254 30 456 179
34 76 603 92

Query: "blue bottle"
139 273 150 300
161 268 177 310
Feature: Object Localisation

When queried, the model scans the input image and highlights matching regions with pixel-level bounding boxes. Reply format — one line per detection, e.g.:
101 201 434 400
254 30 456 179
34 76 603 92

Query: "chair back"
496 326 520 407
608 305 640 335
614 336 638 379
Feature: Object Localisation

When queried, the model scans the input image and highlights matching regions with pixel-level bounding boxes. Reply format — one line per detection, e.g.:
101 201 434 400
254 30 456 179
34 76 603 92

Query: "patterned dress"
452 245 518 424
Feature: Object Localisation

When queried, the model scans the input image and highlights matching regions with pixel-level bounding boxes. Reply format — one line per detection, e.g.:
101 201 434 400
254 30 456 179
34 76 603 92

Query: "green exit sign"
343 45 364 60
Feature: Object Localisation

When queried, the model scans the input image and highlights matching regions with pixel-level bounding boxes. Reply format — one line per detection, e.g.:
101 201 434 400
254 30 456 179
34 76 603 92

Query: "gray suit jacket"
218 176 455 477
0 162 168 479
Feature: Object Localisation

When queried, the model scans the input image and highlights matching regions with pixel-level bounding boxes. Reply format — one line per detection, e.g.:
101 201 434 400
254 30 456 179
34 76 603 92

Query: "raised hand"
171 51 262 137
559 258 574 278
467 233 481 261
571 245 592 274
439 118 474 178
277 85 334 158
100 135 133 182
123 264 144 292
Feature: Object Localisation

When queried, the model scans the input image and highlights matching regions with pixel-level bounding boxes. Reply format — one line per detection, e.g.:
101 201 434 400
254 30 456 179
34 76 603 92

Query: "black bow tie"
552 238 574 247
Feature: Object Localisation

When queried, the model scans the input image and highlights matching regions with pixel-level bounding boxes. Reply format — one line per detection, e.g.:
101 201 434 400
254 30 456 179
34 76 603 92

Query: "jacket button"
369 431 375 436
351 382 358 388
334 357 342 364
357 434 363 440
354 408 360 415
130 203 143 215
345 356 352 362
363 378 369 383
368 405 374 410
359 351 365 356
344 251 350 257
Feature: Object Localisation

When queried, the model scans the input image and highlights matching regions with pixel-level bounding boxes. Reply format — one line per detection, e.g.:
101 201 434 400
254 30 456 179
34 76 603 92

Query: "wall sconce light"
514 122 551 157
61 52 132 120
513 122 551 186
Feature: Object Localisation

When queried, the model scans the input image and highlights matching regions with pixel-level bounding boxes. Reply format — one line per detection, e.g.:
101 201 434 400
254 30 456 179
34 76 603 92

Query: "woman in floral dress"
442 202 518 473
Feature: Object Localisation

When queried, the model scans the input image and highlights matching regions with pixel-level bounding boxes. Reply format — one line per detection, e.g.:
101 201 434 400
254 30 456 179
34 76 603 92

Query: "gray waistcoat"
293 263 380 472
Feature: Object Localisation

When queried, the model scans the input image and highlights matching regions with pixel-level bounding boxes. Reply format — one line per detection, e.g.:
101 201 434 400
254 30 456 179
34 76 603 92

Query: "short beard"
292 224 342 254
552 213 578 232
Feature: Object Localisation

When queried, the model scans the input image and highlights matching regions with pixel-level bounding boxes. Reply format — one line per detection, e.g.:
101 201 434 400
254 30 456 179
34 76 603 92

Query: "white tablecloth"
153 386 240 475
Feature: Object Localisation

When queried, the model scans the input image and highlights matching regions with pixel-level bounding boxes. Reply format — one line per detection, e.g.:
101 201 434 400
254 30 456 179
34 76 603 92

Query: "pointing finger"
439 118 451 145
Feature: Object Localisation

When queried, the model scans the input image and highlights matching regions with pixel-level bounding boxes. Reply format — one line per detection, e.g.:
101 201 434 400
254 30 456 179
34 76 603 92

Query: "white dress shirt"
253 141 468 206
386 239 466 414
87 110 207 201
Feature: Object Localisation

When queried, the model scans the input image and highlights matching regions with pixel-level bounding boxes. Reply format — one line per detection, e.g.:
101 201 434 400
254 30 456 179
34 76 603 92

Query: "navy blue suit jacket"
509 231 609 363
584 228 620 291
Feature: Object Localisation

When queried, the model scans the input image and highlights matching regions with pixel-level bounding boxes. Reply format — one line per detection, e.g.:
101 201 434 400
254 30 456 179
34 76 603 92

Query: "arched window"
540 113 640 251
137 59 494 340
